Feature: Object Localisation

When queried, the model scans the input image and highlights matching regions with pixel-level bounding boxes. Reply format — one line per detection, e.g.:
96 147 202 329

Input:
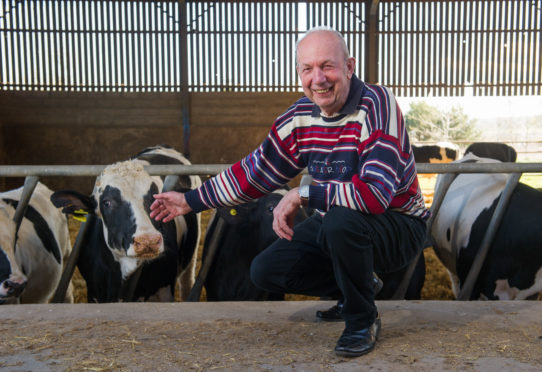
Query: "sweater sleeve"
185 109 305 213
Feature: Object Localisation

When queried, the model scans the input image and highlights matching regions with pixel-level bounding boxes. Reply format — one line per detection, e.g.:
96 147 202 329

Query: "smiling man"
151 26 429 357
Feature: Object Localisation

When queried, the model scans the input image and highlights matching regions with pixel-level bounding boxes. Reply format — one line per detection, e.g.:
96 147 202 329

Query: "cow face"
0 208 27 303
52 160 166 279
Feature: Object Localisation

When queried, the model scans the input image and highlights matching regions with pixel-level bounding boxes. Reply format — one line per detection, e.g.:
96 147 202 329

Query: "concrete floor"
1 300 541 371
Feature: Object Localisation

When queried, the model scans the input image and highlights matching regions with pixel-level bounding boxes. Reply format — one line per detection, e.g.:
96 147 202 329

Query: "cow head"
0 208 27 303
51 160 166 279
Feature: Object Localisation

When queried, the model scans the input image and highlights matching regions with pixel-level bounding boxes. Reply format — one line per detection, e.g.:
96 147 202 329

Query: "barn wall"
0 91 302 192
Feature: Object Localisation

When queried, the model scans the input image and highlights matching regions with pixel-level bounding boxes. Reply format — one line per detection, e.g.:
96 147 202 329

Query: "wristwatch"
298 185 310 207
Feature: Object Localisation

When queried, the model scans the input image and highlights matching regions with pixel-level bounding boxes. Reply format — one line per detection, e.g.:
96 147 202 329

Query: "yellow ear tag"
230 209 237 216
73 209 88 223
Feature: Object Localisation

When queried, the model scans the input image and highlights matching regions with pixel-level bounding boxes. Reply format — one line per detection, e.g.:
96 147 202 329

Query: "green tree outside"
405 101 480 143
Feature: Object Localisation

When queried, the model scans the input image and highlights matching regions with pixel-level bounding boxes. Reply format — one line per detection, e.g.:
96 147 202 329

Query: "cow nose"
132 233 162 258
3 279 27 297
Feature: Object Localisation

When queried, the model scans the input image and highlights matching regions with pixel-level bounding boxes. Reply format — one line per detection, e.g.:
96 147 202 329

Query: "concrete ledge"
1 301 541 371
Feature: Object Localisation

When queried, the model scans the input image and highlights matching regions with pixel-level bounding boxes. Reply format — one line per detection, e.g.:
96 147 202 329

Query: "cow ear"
50 190 97 216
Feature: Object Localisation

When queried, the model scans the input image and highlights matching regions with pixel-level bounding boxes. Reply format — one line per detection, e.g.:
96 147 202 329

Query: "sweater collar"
311 75 365 118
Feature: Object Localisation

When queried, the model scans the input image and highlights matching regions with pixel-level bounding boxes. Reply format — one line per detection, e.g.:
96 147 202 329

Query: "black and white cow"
202 189 308 301
202 189 426 301
0 182 73 304
51 145 201 302
464 142 517 163
431 152 542 300
412 142 459 163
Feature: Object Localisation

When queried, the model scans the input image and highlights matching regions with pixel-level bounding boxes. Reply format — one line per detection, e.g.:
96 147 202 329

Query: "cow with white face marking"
0 182 73 304
51 145 201 302
431 152 542 300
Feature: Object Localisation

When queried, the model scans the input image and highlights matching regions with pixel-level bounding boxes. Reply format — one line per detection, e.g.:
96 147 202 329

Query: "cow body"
203 189 425 301
0 182 73 304
412 142 459 163
431 153 542 300
51 145 201 302
464 142 517 163
202 190 305 301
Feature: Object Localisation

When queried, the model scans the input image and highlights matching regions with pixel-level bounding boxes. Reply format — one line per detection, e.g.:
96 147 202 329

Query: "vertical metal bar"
141 1 147 91
77 0 83 91
21 0 29 90
525 0 531 95
0 0 4 89
46 0 52 89
473 0 479 96
484 1 492 96
100 0 106 91
152 1 158 91
83 1 90 90
512 1 520 96
160 1 166 91
121 1 127 90
457 173 522 301
131 1 137 91
34 1 43 90
235 2 240 90
89 1 96 91
460 1 468 96
205 2 210 90
15 0 22 90
50 0 57 90
57 0 64 91
67 0 74 90
7 0 14 89
365 0 378 85
180 0 190 156
109 1 115 91
97 0 101 90
52 214 95 303
194 2 200 91
13 176 39 236
260 3 265 91
536 0 541 95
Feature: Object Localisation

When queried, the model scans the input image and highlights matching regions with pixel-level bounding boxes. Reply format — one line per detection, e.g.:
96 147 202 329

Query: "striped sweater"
185 76 430 221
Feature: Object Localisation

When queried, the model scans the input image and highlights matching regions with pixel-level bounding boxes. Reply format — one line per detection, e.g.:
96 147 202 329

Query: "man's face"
296 31 355 116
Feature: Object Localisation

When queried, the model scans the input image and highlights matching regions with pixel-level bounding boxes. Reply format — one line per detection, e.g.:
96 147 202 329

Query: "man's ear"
346 57 356 79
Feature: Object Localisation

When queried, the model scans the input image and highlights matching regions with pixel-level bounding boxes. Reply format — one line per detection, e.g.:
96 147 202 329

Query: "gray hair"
295 26 350 65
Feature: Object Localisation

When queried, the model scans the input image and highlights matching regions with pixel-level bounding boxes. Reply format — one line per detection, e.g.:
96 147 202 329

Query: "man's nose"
312 68 326 84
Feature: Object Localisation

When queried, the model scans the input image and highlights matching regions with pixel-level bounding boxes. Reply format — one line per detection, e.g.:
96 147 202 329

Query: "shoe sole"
335 344 375 357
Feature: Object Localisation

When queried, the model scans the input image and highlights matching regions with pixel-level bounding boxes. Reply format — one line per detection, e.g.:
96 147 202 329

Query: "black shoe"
316 300 344 322
316 273 384 322
334 317 381 357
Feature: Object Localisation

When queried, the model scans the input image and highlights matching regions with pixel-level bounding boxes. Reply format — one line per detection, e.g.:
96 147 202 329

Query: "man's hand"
150 191 193 222
272 187 303 241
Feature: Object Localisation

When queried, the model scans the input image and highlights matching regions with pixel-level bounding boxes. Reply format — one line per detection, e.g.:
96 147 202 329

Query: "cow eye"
102 200 112 208
267 205 275 212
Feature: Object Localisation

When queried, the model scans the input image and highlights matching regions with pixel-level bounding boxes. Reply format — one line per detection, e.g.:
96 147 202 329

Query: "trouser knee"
321 207 372 256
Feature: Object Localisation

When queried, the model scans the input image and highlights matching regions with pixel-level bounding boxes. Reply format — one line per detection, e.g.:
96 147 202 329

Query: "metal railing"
2 162 541 303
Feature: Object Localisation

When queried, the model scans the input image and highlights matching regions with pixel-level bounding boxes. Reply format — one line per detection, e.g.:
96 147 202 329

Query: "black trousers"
250 206 426 330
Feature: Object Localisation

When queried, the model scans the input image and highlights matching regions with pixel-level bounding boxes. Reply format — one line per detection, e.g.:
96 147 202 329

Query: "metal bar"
186 215 225 302
457 172 522 300
12 176 39 237
51 213 95 303
0 163 540 178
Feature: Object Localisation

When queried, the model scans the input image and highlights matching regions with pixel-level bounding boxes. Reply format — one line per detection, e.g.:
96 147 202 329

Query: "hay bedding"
66 209 455 303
